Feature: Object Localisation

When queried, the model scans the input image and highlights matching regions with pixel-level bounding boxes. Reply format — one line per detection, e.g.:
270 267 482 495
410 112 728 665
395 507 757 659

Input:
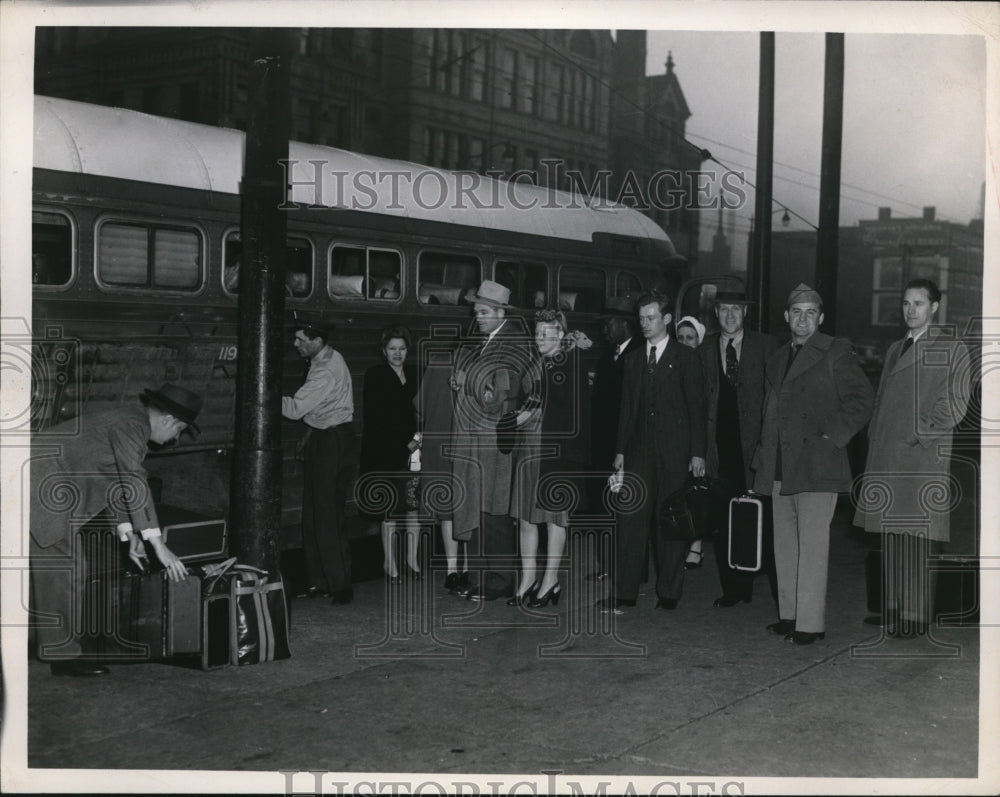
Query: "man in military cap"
283 320 355 605
751 283 873 645
31 383 201 676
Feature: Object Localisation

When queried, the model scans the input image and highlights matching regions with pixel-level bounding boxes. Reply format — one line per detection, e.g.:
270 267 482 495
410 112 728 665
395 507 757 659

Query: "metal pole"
750 32 775 333
816 32 845 334
230 29 292 573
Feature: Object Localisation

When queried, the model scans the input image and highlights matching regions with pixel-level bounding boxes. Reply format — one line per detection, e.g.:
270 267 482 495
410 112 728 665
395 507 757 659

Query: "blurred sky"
644 30 987 252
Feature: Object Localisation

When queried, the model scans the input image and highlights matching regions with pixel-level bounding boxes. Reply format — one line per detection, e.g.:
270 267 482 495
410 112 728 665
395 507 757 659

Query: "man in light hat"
283 320 355 606
450 280 531 601
30 383 202 676
751 283 873 645
696 291 778 606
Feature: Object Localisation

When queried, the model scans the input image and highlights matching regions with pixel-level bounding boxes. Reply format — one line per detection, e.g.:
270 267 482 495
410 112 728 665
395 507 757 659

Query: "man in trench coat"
450 280 531 601
751 283 873 644
853 278 971 637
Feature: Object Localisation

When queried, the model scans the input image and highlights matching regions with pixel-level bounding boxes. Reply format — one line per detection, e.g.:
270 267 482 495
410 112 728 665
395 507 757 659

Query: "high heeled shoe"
506 581 539 606
406 565 423 581
527 582 561 608
684 550 703 570
385 572 401 585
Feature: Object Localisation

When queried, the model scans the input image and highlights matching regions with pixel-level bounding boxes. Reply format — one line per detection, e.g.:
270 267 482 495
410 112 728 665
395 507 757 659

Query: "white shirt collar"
647 336 669 360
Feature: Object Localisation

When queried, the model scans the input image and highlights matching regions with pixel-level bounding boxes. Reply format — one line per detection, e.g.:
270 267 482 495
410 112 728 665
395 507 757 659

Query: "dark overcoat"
451 319 531 537
698 330 778 487
852 331 971 541
616 338 707 491
31 404 159 547
589 335 643 470
751 332 873 495
359 361 418 475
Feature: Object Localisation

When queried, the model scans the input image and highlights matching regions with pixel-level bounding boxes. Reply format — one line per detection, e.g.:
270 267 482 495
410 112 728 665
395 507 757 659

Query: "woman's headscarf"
677 315 706 345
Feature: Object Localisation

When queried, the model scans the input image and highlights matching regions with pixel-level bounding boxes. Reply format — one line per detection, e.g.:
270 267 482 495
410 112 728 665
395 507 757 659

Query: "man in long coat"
853 278 971 637
751 283 873 645
450 280 531 601
697 292 778 608
30 384 199 675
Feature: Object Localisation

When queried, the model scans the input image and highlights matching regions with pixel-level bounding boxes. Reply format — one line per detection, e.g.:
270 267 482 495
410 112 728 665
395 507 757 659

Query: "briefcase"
158 504 229 565
728 494 764 572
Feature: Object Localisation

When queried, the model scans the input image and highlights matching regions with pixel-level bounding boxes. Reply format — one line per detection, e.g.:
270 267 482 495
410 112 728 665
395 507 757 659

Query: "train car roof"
34 95 676 248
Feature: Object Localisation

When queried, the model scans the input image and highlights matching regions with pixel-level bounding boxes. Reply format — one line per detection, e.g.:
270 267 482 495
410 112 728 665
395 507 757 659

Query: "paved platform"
6 501 993 794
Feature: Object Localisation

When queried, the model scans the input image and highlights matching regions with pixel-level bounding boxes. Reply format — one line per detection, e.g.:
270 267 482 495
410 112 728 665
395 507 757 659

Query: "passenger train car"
31 95 688 540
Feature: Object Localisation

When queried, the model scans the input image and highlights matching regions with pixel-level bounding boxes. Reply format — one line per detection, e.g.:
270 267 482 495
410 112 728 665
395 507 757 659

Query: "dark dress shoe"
785 630 825 645
507 582 540 606
713 594 752 608
655 598 678 610
330 587 354 605
527 583 560 608
443 572 460 591
452 581 477 598
766 619 795 635
586 570 609 581
596 597 636 612
51 660 110 677
295 586 326 599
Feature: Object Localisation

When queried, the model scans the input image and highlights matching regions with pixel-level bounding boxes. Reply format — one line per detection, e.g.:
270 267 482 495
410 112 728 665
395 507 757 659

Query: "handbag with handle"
660 476 720 542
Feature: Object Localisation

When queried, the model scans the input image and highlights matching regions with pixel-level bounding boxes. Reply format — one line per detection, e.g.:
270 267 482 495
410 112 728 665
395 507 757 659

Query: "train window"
494 260 547 309
615 271 643 297
32 210 74 287
329 245 401 301
417 251 480 305
223 232 313 298
557 265 605 313
97 221 202 291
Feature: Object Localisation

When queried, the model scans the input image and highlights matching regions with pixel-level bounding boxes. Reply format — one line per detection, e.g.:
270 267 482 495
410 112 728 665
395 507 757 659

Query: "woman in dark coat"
508 310 590 608
359 324 420 581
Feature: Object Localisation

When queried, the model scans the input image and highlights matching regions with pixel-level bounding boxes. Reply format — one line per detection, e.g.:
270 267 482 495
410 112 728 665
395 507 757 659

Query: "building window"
224 232 313 298
871 254 949 326
548 64 565 123
499 47 518 109
469 39 487 102
521 55 539 114
329 245 402 301
97 221 202 291
494 260 548 309
558 265 605 314
417 251 481 305
32 210 74 287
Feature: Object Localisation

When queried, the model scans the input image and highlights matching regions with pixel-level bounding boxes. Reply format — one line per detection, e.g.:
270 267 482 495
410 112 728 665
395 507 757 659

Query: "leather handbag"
660 477 719 542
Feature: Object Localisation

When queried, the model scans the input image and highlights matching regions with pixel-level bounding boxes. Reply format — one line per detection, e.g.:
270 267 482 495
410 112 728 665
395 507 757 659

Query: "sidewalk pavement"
10 502 990 794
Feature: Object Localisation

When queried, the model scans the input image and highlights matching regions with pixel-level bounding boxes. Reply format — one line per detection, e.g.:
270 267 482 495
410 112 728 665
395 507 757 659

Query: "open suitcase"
728 493 764 572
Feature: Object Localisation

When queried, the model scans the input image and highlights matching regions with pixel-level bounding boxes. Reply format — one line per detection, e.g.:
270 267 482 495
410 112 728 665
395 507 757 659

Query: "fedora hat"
598 295 637 318
713 291 753 305
465 280 514 309
141 383 203 433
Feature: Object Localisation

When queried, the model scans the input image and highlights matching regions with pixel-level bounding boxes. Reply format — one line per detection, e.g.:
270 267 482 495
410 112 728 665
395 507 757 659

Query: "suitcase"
115 569 202 661
728 494 764 572
157 504 229 564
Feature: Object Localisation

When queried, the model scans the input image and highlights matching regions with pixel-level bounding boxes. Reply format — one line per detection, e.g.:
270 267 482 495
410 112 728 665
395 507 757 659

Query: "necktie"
784 343 801 378
725 339 739 387
647 347 657 369
901 337 914 357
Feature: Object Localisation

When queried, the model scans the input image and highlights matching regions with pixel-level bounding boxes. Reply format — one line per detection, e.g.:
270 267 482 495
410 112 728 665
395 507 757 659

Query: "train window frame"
222 228 315 300
493 259 549 310
94 215 206 296
32 206 77 291
327 243 404 303
417 249 482 308
614 270 643 297
557 263 606 314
